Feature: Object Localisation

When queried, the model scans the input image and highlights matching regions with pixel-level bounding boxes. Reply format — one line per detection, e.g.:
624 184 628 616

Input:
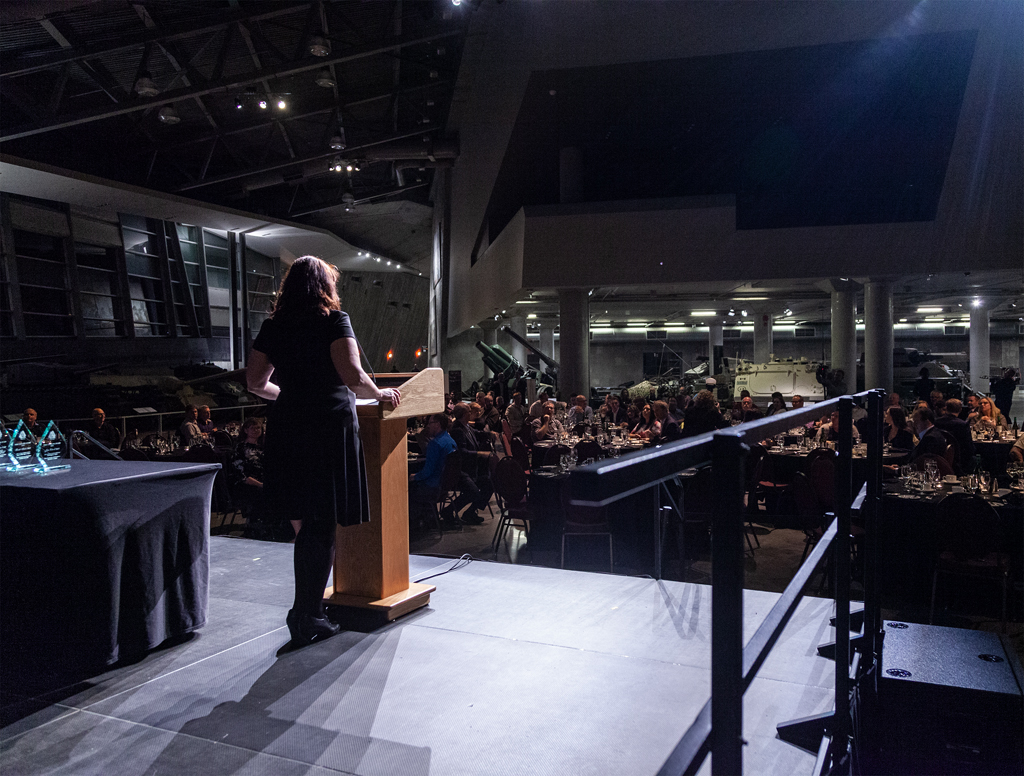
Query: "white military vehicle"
732 357 825 404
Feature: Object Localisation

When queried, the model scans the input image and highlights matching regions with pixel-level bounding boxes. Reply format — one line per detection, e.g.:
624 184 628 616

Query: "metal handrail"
568 390 885 776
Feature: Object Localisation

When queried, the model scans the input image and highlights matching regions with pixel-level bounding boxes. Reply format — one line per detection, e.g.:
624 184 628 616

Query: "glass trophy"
5 419 39 471
34 420 70 473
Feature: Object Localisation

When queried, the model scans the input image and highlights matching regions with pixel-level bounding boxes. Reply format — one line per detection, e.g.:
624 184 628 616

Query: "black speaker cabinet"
870 621 1023 775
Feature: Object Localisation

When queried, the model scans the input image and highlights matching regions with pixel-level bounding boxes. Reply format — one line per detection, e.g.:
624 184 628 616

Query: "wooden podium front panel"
334 417 410 600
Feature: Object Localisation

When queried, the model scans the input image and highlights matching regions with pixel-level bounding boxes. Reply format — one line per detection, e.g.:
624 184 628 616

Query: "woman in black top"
247 256 400 646
884 406 914 450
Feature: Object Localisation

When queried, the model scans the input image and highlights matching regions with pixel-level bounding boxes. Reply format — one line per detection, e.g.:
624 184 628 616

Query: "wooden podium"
325 368 445 623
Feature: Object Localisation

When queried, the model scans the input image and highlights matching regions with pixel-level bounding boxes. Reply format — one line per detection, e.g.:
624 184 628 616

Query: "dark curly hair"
271 256 340 319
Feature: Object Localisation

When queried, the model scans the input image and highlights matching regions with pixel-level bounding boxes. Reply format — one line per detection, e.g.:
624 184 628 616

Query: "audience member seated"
599 394 628 425
197 404 216 434
787 394 817 433
650 400 681 441
766 392 787 416
480 395 500 430
448 403 495 525
883 406 914 450
566 395 593 428
506 391 527 435
179 404 204 446
907 406 948 463
528 389 552 417
682 390 730 437
731 396 764 424
933 398 975 473
1010 435 1023 463
531 400 564 442
887 392 902 409
960 394 980 421
228 418 278 537
86 407 121 450
21 407 45 436
409 414 457 531
968 396 1005 433
467 402 487 431
631 404 655 435
667 397 685 422
817 410 861 444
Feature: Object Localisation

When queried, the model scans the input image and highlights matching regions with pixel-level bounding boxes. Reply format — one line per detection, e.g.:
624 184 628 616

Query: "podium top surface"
357 368 444 421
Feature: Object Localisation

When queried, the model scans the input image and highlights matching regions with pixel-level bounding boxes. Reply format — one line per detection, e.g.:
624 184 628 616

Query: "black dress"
252 310 370 528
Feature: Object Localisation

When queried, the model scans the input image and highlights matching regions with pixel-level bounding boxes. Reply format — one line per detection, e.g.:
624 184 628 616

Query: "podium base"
324 582 435 629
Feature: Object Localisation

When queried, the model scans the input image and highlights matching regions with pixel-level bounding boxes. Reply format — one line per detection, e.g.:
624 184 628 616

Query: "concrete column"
969 306 991 394
538 325 555 364
753 312 773 364
708 323 724 374
506 315 528 366
863 280 894 393
478 318 498 347
558 288 589 399
830 289 857 389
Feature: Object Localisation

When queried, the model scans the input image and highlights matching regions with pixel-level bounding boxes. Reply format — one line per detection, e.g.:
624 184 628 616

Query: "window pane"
24 312 74 336
21 285 69 315
122 228 161 256
17 256 66 288
75 242 116 271
126 252 163 278
12 229 63 261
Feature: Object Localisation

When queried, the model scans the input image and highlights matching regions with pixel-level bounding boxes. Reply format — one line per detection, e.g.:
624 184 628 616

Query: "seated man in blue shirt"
409 414 457 531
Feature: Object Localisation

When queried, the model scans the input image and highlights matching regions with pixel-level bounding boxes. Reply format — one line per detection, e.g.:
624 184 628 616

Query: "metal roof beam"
1 5 312 79
1 28 462 142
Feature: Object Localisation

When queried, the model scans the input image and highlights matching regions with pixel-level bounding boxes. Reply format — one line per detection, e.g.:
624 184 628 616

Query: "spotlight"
346 164 354 172
308 37 331 57
329 135 345 150
235 98 243 110
386 350 393 361
134 72 159 97
741 310 748 317
315 69 336 88
728 309 735 317
972 298 982 308
276 99 286 109
386 261 391 266
330 156 343 172
452 0 462 5
415 349 422 359
258 99 267 110
157 106 180 124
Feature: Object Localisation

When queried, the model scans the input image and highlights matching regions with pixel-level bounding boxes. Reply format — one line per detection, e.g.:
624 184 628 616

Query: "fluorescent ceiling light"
527 313 537 319
916 307 943 313
924 316 945 321
733 296 768 301
690 310 716 316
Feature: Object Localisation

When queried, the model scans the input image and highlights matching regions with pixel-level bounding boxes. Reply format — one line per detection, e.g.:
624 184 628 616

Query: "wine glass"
978 470 991 492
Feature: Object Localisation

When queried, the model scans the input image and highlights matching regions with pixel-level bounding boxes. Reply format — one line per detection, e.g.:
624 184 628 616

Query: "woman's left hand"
378 387 401 407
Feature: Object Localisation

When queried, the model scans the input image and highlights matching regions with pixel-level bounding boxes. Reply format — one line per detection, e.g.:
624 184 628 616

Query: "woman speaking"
247 256 400 646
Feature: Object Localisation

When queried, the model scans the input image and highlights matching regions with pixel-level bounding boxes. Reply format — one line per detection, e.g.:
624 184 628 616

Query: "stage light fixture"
972 298 982 307
235 98 243 110
277 99 286 109
329 135 345 150
258 99 267 110
157 106 180 124
308 37 331 57
315 69 336 88
134 73 159 97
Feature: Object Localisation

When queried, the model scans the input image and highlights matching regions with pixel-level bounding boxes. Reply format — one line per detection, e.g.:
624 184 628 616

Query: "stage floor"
1 537 837 775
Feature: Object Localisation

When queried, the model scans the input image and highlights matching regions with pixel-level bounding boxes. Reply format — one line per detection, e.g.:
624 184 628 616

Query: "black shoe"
286 609 340 647
461 512 485 525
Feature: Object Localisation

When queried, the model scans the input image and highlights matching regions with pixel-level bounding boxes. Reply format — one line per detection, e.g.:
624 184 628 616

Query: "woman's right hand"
378 387 401 407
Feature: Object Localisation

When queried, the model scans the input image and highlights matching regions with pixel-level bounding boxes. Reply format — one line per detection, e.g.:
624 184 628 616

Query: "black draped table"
0 460 219 688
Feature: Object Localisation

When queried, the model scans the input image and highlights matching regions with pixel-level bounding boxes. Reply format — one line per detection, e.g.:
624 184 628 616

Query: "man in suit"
933 398 975 474
908 406 948 464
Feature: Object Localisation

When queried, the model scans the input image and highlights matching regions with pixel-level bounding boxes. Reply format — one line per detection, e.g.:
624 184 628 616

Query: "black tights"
292 518 335 617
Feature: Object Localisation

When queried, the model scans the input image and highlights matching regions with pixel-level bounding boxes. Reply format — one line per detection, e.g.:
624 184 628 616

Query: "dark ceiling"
481 29 976 246
0 0 470 267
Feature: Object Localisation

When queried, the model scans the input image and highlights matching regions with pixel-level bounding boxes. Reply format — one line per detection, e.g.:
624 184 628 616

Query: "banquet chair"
911 453 955 478
937 429 960 474
118 446 149 462
573 440 603 463
436 454 464 532
509 436 531 472
543 444 571 467
802 447 836 473
571 423 588 436
212 430 234 449
559 479 613 572
930 493 1009 632
491 457 533 560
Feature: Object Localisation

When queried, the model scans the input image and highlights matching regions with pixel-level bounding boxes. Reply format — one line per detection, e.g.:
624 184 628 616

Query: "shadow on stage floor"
1 536 837 775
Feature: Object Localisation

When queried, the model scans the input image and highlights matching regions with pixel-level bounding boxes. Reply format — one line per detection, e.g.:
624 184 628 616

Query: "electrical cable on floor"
413 553 474 583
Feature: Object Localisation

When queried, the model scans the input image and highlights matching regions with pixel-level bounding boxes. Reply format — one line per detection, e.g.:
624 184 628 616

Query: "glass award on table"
34 420 70 473
5 419 39 471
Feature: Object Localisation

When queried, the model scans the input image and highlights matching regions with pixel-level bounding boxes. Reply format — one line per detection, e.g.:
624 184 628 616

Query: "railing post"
864 390 884 680
710 433 747 776
833 397 854 745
